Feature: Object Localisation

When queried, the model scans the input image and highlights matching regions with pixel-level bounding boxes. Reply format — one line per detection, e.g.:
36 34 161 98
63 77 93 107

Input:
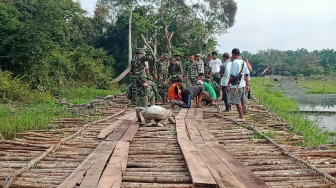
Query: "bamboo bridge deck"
1 95 336 188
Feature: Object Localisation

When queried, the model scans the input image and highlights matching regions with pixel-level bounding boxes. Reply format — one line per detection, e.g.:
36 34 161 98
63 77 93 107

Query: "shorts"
229 87 248 105
202 91 215 102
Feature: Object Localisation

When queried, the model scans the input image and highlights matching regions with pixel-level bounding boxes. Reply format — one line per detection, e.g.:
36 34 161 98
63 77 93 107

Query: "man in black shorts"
181 81 204 108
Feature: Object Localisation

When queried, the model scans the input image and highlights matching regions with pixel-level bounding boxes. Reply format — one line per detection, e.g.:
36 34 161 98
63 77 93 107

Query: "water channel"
273 80 336 131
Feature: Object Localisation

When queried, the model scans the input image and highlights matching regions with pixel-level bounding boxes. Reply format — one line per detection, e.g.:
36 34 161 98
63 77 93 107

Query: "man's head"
207 54 212 61
196 54 201 61
197 79 203 85
136 49 145 57
212 52 217 60
208 71 213 76
222 52 230 61
175 55 181 60
232 48 241 60
175 77 183 87
189 54 194 62
161 54 167 61
198 73 205 81
169 57 175 64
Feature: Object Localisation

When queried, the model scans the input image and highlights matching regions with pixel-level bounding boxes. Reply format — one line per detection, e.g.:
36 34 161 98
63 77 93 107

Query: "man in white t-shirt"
209 52 222 85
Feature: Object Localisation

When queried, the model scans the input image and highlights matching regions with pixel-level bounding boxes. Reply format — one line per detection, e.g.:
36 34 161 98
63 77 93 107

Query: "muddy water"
273 80 336 130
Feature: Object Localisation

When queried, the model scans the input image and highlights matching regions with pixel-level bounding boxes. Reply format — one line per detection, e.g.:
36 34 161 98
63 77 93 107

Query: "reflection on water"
308 115 336 131
273 80 336 130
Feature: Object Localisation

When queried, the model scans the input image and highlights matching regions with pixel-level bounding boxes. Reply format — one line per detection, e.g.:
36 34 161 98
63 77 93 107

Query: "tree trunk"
141 34 158 63
112 5 133 83
164 25 174 57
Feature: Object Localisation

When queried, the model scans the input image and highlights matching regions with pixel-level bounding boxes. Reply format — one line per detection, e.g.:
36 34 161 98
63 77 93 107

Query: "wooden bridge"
1 95 336 188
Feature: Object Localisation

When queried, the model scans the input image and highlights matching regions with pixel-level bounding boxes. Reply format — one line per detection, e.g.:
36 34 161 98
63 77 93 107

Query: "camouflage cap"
161 54 168 58
169 57 175 61
175 54 181 57
136 48 145 54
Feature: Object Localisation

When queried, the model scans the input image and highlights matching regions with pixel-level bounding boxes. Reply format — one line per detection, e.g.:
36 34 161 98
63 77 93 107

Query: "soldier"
175 54 182 65
153 54 169 102
196 54 204 74
129 49 142 105
184 54 198 87
131 49 150 110
126 83 133 102
147 76 159 106
204 54 212 77
168 57 182 84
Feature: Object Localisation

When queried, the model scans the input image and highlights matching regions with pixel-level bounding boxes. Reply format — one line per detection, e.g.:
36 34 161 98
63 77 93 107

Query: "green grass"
252 131 277 139
251 77 329 146
0 86 125 139
297 80 336 94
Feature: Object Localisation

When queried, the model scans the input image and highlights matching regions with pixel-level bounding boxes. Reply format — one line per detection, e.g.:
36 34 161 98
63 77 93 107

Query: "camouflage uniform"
184 61 198 87
168 60 182 84
129 57 136 105
131 53 149 107
147 77 159 106
126 84 133 101
205 78 220 99
204 59 211 76
153 60 169 102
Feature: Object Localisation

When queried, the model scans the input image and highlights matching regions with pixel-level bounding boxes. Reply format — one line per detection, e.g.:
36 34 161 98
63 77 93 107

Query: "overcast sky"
78 0 336 53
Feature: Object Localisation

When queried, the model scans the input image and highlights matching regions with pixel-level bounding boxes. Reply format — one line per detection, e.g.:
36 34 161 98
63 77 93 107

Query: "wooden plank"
197 144 245 188
176 108 188 119
106 120 132 141
208 144 269 188
176 117 216 187
126 112 137 121
175 119 190 142
117 111 134 120
178 140 217 187
194 108 203 120
57 141 117 188
97 141 130 188
97 120 124 139
185 120 204 144
195 120 218 144
120 122 139 142
185 108 195 119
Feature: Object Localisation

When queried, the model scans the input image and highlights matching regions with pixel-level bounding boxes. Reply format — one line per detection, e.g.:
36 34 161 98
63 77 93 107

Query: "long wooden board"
185 108 195 119
197 144 245 188
185 120 204 144
106 120 132 141
176 118 217 187
117 111 134 120
97 141 130 188
209 144 269 188
195 120 218 144
125 112 137 121
120 122 139 142
57 141 117 188
194 108 203 120
97 120 124 139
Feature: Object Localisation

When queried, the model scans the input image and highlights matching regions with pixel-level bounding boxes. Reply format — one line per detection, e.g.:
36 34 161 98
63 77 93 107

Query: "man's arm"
226 77 232 94
145 61 150 76
245 76 250 91
196 93 203 108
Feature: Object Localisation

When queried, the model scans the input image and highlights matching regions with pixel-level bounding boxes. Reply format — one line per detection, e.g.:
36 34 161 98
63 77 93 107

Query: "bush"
0 70 54 103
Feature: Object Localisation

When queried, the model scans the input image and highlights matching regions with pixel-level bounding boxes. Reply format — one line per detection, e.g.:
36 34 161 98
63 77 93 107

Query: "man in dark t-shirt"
181 81 204 108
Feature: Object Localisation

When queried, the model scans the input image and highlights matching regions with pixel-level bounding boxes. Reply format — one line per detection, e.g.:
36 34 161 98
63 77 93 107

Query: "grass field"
251 77 329 146
297 80 336 94
0 86 125 139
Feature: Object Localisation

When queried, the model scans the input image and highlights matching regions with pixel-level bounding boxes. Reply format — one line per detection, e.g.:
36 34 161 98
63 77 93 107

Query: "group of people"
127 48 252 122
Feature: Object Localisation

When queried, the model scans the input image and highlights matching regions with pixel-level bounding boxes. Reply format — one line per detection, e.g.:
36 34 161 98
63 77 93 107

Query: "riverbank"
0 86 125 139
251 77 329 146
